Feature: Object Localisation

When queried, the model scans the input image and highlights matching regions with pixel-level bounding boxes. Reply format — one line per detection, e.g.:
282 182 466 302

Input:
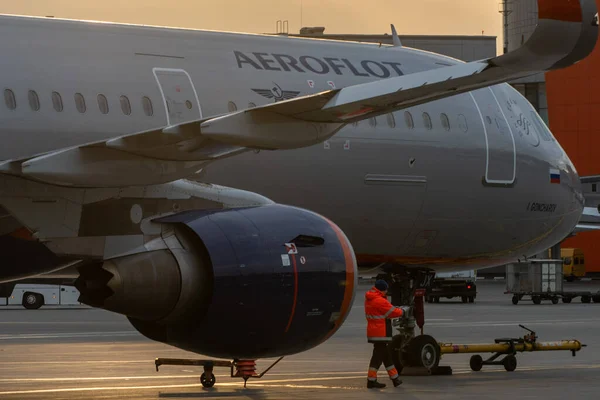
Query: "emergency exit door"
470 88 516 186
152 68 202 126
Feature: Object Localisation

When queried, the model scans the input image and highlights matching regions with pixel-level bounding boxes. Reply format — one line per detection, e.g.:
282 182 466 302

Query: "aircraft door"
153 68 202 126
470 88 516 186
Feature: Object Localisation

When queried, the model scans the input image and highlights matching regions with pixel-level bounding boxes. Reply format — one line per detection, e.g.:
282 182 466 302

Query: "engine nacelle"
75 204 357 359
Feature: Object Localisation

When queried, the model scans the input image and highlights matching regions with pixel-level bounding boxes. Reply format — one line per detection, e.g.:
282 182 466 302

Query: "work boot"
367 380 386 389
392 377 403 387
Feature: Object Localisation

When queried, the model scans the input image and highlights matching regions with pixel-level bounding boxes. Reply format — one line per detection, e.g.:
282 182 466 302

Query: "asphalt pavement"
1 280 600 399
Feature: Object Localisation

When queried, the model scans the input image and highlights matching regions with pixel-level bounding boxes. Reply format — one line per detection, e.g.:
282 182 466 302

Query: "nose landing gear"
380 266 447 375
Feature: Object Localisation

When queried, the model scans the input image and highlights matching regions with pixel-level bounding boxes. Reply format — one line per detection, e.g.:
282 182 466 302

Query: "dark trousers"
368 342 399 380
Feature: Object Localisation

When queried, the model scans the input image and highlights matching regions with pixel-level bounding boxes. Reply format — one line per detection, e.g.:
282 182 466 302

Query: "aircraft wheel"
434 297 440 303
389 335 405 374
22 292 44 310
461 296 468 303
582 296 591 304
592 296 600 303
200 372 216 388
562 297 572 304
551 297 559 305
468 296 475 303
512 295 519 305
532 296 542 305
406 335 440 370
469 355 483 372
503 355 517 372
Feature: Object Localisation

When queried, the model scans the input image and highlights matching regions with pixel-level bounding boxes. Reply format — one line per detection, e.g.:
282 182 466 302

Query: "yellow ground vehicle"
561 248 586 282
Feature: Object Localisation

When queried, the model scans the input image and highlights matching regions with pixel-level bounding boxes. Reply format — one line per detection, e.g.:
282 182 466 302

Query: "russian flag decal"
549 168 560 184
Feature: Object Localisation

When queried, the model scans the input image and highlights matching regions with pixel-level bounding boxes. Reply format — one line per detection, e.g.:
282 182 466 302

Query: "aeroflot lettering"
234 51 404 77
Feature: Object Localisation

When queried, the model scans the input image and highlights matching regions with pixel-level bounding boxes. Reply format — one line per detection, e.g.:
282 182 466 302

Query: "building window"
120 95 131 115
52 91 63 112
142 96 153 116
4 89 16 110
227 101 238 112
458 114 468 132
386 113 396 129
74 93 86 113
440 113 450 131
97 94 109 114
368 117 377 127
422 112 432 130
592 183 597 193
28 90 40 111
404 111 414 129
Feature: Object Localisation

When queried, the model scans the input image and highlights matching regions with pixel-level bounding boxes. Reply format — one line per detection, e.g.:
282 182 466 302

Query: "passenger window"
28 90 40 111
422 112 432 130
458 114 468 132
52 91 63 112
404 111 414 129
227 101 238 112
142 96 153 117
386 113 396 129
574 257 580 265
440 113 450 131
564 257 572 265
368 117 377 127
120 95 131 115
97 94 109 114
593 183 597 193
74 93 86 113
4 89 16 110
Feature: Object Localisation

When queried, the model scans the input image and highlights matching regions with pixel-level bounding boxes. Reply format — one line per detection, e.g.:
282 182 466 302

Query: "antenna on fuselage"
390 24 402 47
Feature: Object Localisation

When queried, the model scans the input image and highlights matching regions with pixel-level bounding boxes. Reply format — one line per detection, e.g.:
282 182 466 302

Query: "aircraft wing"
203 0 598 139
6 0 597 188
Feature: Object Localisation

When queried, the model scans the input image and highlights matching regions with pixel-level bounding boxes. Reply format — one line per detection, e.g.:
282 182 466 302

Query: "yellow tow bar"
437 325 585 372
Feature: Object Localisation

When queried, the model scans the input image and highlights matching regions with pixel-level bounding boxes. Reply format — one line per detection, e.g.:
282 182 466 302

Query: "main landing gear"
155 357 284 388
378 267 449 375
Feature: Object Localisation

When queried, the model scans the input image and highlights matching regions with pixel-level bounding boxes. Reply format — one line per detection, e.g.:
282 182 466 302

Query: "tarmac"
1 280 600 399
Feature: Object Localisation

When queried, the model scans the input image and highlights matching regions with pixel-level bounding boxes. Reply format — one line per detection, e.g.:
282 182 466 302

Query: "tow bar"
438 325 585 372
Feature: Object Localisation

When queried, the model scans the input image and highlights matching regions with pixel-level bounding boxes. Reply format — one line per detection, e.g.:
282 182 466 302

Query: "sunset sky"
1 1 502 51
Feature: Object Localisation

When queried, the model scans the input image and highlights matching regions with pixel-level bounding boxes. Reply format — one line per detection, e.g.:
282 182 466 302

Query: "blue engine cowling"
78 204 357 359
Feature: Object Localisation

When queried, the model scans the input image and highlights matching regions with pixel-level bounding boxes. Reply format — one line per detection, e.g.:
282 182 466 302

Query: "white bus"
0 284 81 309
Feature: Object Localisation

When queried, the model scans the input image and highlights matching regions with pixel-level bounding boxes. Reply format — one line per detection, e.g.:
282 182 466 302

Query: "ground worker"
365 279 409 389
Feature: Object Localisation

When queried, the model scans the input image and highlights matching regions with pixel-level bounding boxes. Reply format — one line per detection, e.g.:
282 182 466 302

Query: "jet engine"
75 204 357 359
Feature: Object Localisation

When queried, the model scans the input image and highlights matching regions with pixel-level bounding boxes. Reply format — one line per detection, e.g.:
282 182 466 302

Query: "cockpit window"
530 111 553 141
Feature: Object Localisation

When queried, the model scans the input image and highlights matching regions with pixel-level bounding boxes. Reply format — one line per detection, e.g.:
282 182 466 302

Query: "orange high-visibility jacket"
365 287 403 342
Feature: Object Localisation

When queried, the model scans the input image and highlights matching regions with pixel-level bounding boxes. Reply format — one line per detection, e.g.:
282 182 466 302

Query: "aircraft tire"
200 372 216 388
532 296 541 305
406 335 440 370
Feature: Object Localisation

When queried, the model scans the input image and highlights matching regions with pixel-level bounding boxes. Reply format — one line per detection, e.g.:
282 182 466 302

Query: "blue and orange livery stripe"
320 217 357 342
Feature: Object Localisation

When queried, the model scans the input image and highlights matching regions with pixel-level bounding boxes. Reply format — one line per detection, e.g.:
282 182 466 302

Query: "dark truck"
425 270 477 303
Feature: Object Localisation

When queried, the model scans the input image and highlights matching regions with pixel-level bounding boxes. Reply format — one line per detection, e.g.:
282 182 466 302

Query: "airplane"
0 0 597 386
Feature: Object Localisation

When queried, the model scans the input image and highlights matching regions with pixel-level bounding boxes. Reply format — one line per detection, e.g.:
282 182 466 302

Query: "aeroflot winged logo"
252 83 300 102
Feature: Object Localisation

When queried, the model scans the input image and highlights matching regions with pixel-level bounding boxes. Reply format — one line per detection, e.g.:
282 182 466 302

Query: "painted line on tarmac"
0 371 366 383
2 365 600 396
0 331 138 340
0 375 362 395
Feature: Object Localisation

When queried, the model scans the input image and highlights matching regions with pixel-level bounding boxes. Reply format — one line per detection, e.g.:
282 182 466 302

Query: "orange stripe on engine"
538 0 582 22
321 218 357 342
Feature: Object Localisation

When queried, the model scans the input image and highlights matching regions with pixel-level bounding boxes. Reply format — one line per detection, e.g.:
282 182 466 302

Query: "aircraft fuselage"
0 15 584 270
